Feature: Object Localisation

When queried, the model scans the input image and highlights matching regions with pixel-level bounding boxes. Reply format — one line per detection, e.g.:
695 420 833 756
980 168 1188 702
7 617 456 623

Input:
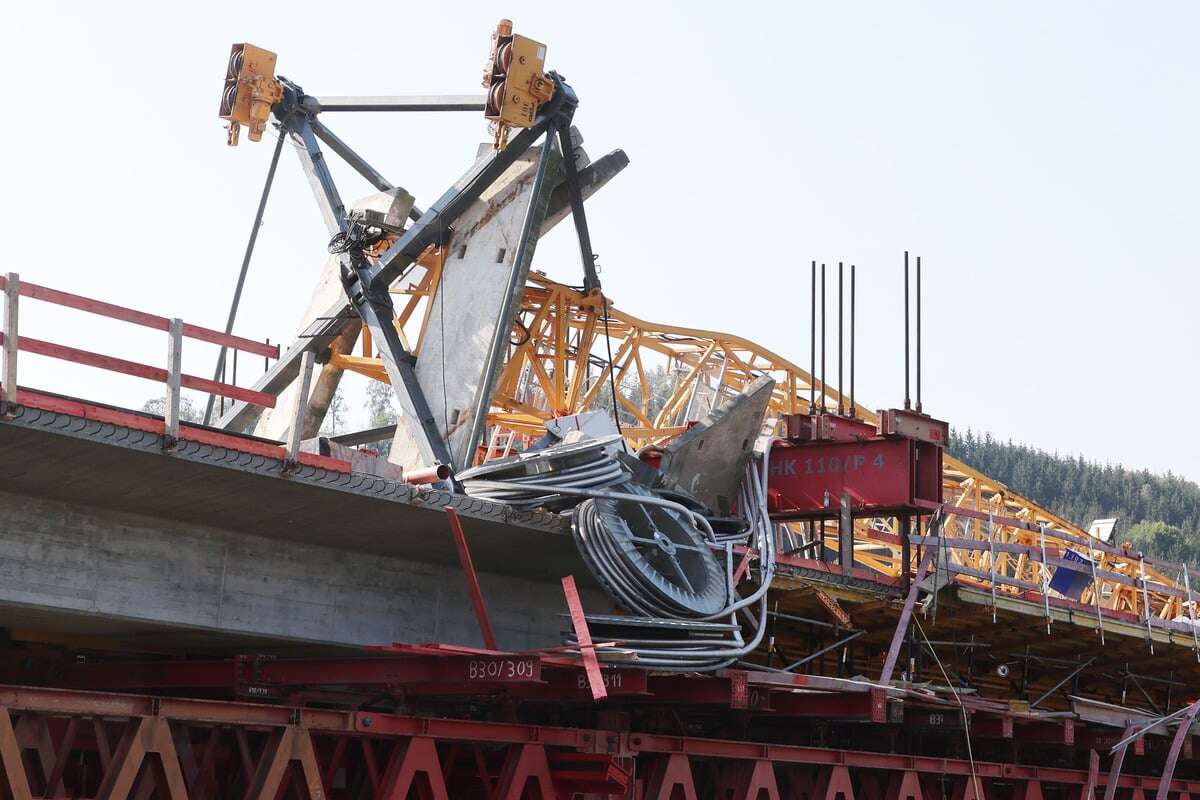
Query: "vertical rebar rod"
1091 544 1106 645
904 252 911 410
850 264 856 417
916 255 923 413
988 513 997 623
1183 566 1199 660
1039 524 1052 634
1139 556 1155 654
820 264 826 414
810 261 816 412
838 262 844 415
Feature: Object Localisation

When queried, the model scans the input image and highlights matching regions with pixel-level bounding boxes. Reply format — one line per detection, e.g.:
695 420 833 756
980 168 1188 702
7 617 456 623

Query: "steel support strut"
880 545 936 685
1156 699 1200 800
555 121 601 293
274 85 452 468
203 129 285 426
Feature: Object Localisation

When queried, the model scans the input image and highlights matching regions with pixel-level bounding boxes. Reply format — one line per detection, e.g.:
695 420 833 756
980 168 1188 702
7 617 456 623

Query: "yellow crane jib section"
219 43 282 146
329 270 1193 621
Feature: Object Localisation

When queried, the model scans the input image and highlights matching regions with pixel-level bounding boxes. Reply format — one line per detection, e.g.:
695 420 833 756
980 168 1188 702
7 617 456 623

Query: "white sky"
3 1 1198 479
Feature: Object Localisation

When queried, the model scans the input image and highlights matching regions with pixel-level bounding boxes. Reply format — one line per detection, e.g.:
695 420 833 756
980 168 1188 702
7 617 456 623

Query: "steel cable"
464 437 780 671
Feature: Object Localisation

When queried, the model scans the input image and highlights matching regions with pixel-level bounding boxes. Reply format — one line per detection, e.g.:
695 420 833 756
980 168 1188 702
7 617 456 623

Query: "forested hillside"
948 430 1200 565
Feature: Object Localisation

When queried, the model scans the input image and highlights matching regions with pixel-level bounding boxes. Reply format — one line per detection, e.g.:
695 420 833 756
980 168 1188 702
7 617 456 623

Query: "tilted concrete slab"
389 143 563 470
0 401 613 654
213 148 629 439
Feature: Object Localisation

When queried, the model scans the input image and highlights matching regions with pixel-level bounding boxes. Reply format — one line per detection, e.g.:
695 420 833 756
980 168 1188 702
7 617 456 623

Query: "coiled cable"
465 437 781 672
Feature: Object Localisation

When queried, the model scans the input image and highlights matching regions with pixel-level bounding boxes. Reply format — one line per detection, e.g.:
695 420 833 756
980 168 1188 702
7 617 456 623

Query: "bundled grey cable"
561 445 778 671
461 434 781 672
458 435 628 508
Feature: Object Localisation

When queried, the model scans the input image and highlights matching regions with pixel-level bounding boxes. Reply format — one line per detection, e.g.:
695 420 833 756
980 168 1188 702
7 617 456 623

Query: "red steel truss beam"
1 684 1197 796
57 654 543 694
624 732 1197 792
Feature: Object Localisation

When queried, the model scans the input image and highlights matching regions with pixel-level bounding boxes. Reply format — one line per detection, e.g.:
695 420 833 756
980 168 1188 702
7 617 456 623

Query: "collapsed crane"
0 19 1197 800
214 21 613 473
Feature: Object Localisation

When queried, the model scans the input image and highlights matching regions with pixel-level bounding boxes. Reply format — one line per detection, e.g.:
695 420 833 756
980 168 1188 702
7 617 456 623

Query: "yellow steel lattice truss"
330 260 1197 629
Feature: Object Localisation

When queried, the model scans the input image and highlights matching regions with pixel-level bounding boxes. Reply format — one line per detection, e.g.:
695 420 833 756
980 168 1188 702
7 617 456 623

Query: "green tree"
142 396 201 422
319 387 349 436
364 380 398 456
948 428 1200 566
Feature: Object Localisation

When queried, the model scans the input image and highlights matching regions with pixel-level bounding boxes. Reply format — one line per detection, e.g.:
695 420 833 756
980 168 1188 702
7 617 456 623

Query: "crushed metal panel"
658 375 776 515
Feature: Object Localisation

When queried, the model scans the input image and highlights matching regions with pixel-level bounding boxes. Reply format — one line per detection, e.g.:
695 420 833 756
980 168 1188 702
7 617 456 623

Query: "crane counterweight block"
219 42 282 145
482 19 556 148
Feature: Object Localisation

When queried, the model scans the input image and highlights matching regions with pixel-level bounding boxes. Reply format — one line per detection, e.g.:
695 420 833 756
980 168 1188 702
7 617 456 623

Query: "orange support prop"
379 737 449 800
644 753 699 800
241 725 325 800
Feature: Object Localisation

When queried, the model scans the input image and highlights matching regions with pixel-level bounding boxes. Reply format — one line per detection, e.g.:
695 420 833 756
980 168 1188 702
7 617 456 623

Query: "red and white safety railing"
0 271 277 445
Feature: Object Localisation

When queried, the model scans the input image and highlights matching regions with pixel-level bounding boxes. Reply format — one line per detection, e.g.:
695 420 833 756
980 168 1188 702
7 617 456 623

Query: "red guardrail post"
2 273 17 408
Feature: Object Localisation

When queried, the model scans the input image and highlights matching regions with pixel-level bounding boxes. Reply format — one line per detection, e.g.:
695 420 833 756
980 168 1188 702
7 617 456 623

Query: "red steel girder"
767 437 942 519
58 654 543 696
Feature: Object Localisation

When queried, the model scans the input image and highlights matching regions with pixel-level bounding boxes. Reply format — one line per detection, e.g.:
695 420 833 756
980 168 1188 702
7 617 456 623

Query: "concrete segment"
389 144 564 470
0 488 611 653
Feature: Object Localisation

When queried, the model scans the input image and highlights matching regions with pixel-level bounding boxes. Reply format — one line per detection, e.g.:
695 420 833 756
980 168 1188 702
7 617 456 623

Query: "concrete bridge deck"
0 393 609 656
